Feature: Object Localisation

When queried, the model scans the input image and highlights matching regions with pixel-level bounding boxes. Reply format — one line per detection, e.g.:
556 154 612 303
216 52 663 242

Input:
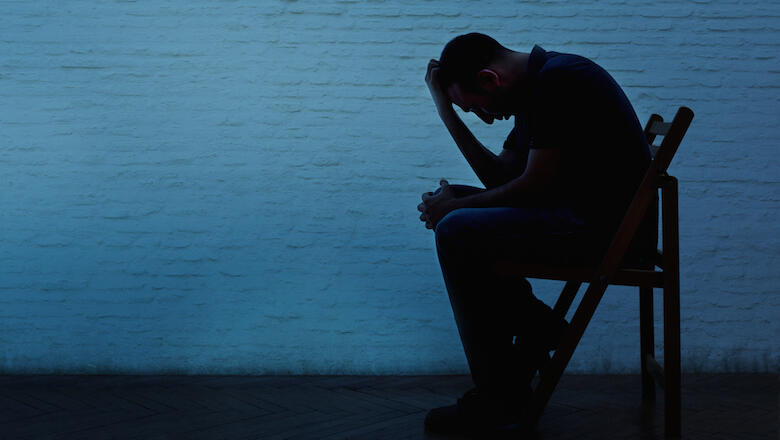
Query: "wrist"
448 197 466 212
436 102 456 119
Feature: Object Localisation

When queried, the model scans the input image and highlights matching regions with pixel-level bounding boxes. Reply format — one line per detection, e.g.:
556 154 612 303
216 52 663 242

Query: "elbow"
482 174 513 191
484 163 516 190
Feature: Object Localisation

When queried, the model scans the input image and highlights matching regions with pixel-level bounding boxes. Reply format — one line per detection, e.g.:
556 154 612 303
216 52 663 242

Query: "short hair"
438 33 510 93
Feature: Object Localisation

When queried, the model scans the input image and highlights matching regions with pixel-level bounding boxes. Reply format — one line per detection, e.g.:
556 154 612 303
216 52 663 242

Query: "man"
417 33 653 435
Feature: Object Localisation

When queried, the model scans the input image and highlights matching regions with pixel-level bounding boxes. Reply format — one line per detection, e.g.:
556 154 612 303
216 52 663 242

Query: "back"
524 46 651 239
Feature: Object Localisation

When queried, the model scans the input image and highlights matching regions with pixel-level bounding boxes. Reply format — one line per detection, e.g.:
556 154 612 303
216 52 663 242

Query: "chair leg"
663 282 681 438
553 281 581 319
662 176 681 438
640 286 656 401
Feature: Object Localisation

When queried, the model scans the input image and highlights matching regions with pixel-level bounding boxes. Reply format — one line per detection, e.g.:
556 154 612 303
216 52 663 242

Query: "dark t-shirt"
504 45 651 240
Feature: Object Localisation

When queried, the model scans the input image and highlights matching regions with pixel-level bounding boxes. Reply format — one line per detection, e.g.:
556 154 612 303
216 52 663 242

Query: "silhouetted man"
417 33 653 436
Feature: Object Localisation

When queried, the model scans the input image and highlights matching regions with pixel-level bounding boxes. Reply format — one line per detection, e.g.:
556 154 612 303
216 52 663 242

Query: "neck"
503 51 531 113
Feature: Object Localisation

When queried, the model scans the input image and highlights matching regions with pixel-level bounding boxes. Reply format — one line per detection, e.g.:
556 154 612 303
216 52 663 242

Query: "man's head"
438 33 526 124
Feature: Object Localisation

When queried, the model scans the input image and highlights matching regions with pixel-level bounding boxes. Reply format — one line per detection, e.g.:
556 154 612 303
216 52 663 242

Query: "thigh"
435 206 593 264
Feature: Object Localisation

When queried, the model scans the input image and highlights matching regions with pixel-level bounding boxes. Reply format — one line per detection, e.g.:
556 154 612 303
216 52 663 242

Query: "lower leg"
433 206 584 405
438 258 550 401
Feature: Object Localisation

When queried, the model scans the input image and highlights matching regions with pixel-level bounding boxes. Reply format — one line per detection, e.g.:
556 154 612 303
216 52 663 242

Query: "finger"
439 179 449 187
421 192 433 201
420 213 427 222
426 60 438 75
426 61 440 82
425 221 433 230
418 203 426 213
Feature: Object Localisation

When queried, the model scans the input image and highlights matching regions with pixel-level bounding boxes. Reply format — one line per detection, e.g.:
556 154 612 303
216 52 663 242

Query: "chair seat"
494 261 664 288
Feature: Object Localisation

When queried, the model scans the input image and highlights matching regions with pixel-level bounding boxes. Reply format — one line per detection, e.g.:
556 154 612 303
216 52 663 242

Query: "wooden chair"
495 106 694 438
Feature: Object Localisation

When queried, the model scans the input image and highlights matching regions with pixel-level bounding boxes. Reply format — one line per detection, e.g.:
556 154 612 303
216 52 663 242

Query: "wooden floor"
0 374 775 439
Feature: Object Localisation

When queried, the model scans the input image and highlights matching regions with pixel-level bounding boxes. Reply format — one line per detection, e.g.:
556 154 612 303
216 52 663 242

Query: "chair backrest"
643 107 694 173
596 107 694 280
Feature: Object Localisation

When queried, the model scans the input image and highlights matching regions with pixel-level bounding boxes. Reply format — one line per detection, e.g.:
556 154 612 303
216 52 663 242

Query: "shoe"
424 387 531 437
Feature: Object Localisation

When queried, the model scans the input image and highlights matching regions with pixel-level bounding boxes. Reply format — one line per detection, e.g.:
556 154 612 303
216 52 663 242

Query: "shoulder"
535 51 611 91
533 52 625 114
537 49 600 74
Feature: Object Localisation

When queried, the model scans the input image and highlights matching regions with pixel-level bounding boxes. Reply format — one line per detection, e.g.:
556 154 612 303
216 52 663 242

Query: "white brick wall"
1 0 777 374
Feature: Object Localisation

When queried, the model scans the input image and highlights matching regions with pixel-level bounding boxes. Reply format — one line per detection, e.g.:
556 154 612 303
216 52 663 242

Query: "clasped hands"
418 179 459 230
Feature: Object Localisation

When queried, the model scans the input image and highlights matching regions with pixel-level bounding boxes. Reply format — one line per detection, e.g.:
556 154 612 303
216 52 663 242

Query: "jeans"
432 185 599 401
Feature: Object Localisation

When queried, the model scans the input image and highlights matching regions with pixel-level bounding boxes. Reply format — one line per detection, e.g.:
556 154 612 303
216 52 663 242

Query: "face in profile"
446 81 513 125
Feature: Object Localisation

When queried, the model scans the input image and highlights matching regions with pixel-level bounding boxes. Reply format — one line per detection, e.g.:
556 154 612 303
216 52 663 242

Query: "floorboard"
0 374 775 439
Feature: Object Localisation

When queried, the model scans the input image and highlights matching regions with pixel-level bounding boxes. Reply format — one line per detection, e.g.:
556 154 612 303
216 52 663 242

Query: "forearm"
420 146 561 229
449 175 532 210
438 106 512 189
450 157 555 210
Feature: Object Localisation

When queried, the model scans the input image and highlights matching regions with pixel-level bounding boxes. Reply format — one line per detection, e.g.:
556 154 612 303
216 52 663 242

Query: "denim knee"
434 208 473 255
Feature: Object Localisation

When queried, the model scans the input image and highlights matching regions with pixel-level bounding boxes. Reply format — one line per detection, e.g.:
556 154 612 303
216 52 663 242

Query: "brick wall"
1 0 777 374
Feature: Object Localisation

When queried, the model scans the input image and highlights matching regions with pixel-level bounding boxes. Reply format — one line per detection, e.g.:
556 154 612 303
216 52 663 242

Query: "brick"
0 0 777 375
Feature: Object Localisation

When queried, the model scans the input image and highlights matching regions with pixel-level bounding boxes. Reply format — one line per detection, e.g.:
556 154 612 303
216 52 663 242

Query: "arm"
436 106 515 188
425 60 514 189
419 147 561 229
453 147 561 208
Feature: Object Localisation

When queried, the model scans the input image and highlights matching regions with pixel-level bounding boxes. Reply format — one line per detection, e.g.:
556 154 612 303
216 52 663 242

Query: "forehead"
446 82 470 107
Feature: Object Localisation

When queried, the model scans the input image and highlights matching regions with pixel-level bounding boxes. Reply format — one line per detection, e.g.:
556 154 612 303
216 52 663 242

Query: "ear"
476 69 500 92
